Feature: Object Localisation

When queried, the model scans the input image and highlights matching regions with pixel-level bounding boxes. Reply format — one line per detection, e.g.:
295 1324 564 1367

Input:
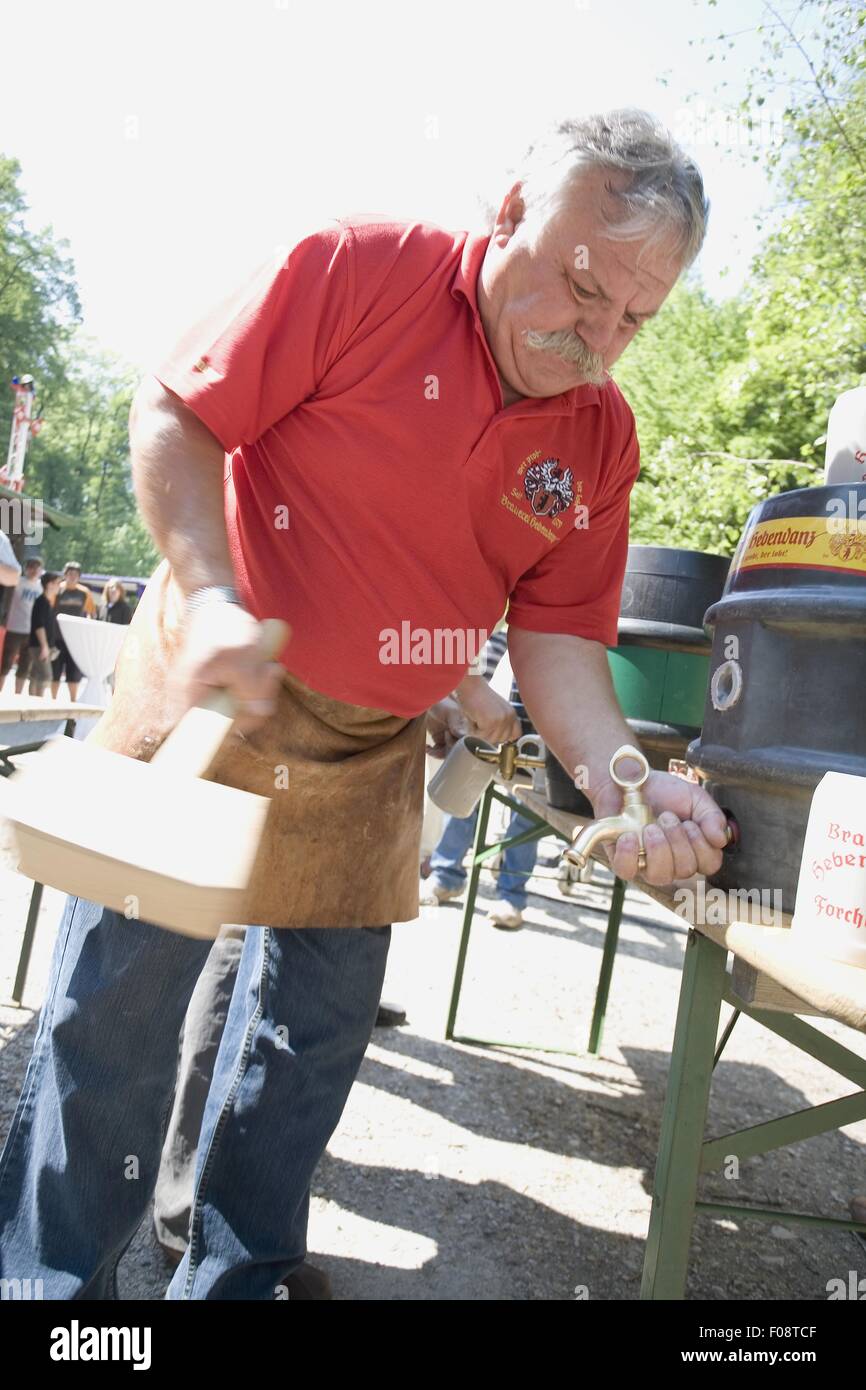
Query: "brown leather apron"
89 561 428 928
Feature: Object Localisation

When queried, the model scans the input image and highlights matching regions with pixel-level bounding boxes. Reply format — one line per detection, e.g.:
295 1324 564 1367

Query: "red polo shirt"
153 216 640 716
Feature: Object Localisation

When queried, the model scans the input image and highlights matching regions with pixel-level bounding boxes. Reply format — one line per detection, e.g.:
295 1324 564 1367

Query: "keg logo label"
733 516 866 576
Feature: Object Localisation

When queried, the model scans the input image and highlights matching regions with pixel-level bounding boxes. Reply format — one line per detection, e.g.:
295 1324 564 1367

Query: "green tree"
0 154 80 450
0 155 156 577
614 0 865 555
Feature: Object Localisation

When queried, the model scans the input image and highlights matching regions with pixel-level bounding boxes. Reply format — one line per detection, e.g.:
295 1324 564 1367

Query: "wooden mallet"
0 618 288 939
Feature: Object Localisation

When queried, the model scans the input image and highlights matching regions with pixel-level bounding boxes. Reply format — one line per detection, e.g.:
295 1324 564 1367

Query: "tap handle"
608 744 650 791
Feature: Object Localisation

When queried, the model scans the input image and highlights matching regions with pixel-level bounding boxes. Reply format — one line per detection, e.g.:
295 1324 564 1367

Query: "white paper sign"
791 771 866 969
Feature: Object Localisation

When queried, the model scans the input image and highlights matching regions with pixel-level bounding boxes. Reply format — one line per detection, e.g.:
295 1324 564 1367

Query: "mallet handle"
149 618 288 779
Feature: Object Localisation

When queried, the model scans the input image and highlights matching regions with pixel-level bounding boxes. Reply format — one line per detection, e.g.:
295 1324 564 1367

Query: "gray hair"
496 109 709 268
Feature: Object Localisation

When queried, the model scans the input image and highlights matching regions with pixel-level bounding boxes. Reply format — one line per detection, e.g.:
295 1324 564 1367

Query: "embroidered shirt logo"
523 457 575 518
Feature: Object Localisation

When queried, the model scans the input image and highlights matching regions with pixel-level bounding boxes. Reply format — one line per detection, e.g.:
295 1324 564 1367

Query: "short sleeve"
0 531 21 575
506 408 640 645
152 222 354 452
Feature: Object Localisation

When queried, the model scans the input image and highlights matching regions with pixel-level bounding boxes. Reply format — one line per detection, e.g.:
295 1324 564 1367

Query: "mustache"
523 329 607 386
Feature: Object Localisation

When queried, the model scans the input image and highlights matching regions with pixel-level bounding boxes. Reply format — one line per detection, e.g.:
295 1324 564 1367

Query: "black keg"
611 544 730 775
687 482 866 911
544 753 594 815
618 544 732 649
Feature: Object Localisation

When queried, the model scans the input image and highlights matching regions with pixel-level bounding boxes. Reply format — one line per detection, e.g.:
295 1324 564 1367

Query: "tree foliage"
614 0 865 556
0 155 157 576
1 2 864 571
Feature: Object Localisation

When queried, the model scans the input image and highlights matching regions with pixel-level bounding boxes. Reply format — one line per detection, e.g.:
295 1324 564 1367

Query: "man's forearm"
507 627 639 808
130 376 235 598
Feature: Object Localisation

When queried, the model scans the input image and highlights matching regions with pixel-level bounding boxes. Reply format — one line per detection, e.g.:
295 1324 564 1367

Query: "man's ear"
491 181 527 248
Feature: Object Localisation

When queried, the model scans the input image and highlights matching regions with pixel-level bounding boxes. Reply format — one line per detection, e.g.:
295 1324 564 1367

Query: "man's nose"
574 305 620 357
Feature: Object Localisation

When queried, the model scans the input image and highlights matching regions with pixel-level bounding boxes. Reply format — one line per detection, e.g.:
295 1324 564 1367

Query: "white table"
0 695 104 1002
0 694 104 754
57 615 128 707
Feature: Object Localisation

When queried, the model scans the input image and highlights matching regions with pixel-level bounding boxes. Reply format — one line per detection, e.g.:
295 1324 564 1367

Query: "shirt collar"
450 230 601 415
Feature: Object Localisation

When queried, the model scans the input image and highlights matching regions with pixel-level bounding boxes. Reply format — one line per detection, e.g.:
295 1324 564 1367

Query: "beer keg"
687 482 866 911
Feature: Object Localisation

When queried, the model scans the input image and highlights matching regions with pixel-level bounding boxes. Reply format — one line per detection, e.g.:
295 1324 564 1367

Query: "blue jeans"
0 895 390 1300
429 807 538 909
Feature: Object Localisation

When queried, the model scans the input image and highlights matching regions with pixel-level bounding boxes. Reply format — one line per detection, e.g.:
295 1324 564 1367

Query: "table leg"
640 928 727 1299
444 783 494 1040
587 874 625 1056
12 880 44 1006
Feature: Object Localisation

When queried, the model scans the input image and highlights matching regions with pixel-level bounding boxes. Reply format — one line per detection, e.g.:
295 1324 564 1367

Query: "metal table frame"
1 711 98 1004
444 780 627 1056
640 922 866 1298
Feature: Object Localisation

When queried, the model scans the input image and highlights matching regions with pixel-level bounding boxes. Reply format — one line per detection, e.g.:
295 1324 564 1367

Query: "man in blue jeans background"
421 629 540 931
423 808 539 930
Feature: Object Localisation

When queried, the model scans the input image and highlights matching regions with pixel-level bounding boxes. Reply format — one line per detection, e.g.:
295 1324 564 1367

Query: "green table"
444 781 627 1056
636 884 866 1298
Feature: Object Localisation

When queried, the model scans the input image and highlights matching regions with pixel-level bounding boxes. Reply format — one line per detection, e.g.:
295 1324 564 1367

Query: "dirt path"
2 855 864 1300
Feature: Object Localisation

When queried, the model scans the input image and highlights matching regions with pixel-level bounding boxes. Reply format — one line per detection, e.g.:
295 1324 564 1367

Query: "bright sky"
1 0 798 372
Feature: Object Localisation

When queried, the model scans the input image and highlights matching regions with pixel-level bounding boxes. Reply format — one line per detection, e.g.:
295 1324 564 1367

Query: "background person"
99 578 132 625
0 527 22 587
27 571 61 697
51 561 96 700
422 629 541 930
0 556 43 691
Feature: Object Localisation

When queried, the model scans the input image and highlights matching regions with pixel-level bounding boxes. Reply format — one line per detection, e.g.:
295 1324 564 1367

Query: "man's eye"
570 281 594 300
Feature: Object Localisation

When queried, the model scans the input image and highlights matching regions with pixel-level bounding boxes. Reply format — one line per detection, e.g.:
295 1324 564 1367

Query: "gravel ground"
1 845 865 1302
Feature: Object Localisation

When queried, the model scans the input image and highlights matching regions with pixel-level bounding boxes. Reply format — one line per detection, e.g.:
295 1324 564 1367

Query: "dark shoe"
375 998 407 1027
159 1237 332 1299
283 1262 333 1299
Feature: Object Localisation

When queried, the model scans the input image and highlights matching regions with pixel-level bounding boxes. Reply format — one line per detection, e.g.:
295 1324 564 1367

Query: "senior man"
0 110 728 1300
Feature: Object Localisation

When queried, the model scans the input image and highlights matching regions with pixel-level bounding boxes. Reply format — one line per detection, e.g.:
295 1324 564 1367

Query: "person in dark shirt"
52 561 95 700
28 572 61 697
99 578 132 625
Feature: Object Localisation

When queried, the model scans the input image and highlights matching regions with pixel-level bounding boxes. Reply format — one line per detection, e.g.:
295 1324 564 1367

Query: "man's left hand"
426 697 470 760
592 769 730 886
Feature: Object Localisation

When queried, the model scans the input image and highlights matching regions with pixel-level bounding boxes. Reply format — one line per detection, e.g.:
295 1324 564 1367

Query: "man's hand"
426 696 470 760
592 768 729 886
455 676 521 744
171 601 287 733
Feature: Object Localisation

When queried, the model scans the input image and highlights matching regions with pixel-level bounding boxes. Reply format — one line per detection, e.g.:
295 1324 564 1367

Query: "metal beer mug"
427 734 546 818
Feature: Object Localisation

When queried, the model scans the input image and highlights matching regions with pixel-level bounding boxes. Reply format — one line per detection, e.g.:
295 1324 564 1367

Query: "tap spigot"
473 738 546 781
564 744 653 872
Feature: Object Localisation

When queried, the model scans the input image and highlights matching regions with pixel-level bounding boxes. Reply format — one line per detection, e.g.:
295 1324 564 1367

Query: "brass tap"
564 744 653 872
472 738 546 782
